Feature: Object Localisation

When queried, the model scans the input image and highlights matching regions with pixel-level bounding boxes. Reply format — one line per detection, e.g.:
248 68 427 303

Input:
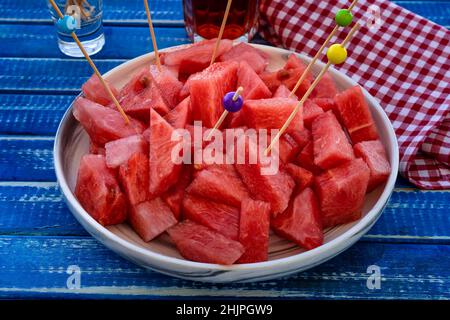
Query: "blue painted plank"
0 94 73 135
0 25 189 59
0 0 184 25
0 236 448 299
0 183 448 243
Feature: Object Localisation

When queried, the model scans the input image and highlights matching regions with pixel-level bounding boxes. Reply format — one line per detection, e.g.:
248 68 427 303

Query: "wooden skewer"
49 0 129 124
289 0 359 98
210 0 233 66
144 0 162 71
266 23 360 155
206 86 243 140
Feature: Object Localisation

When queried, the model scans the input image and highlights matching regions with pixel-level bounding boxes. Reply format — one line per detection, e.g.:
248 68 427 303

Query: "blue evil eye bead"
223 91 243 113
57 15 77 34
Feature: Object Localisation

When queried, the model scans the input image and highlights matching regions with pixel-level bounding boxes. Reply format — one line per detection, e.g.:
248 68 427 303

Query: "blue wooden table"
0 0 449 300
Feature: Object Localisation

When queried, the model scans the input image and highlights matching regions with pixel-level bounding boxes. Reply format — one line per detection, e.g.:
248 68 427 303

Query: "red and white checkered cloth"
258 0 450 189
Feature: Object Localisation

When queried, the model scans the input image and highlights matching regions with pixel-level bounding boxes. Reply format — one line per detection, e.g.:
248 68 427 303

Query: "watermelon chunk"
335 86 379 144
182 194 240 240
272 188 323 250
119 82 170 120
234 135 295 215
312 111 354 170
313 72 338 98
290 128 311 150
243 98 303 132
278 67 313 98
129 198 177 242
312 97 337 113
89 142 105 155
295 141 322 175
82 74 119 106
164 96 191 129
167 220 244 265
277 133 301 164
163 39 233 77
354 140 391 191
118 152 149 206
219 42 269 74
149 65 183 109
73 97 145 146
118 67 151 99
259 71 280 93
161 166 192 220
237 61 271 100
149 109 182 196
186 164 250 207
238 198 271 263
303 100 324 128
285 163 314 191
75 154 127 226
284 54 305 70
189 61 238 128
315 158 370 228
105 134 148 168
273 84 292 98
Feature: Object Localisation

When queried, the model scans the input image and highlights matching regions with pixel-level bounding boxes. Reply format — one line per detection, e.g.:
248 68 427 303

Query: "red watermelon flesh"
163 39 233 77
182 194 240 241
295 141 322 175
167 220 244 265
162 166 192 220
149 109 182 196
238 198 271 263
243 98 303 132
276 133 301 164
312 111 355 170
178 74 194 100
273 84 292 98
285 163 313 191
354 140 391 191
237 61 272 100
89 142 105 155
73 97 145 146
312 97 337 113
335 86 379 144
189 61 238 128
118 67 151 99
234 134 295 216
279 67 313 98
186 164 250 207
272 188 323 250
315 158 370 228
118 152 149 206
105 134 148 169
260 71 281 93
164 96 191 129
303 99 324 129
82 74 119 106
313 72 338 98
284 54 305 70
149 65 183 109
119 82 170 120
219 42 269 74
290 128 311 150
129 198 177 242
227 111 246 128
75 154 127 226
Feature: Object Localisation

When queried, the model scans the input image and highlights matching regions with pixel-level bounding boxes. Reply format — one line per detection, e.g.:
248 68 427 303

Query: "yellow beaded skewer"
266 23 360 155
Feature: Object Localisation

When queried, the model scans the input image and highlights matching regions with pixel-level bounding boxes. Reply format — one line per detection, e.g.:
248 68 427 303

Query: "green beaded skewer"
288 0 358 98
266 23 360 155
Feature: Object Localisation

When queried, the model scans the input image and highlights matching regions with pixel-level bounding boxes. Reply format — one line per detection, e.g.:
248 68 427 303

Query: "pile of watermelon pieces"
73 40 391 265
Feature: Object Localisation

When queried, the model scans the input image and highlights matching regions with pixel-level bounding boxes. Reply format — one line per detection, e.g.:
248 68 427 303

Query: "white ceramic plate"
54 44 399 283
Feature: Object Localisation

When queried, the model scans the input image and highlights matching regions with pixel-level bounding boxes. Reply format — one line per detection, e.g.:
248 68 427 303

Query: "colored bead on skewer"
266 23 361 155
206 86 244 141
288 0 358 98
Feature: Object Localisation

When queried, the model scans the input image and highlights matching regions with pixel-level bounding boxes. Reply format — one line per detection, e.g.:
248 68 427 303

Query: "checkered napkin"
258 0 450 189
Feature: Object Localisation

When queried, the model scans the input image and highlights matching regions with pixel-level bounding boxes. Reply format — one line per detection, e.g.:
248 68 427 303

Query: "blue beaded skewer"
206 86 244 140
